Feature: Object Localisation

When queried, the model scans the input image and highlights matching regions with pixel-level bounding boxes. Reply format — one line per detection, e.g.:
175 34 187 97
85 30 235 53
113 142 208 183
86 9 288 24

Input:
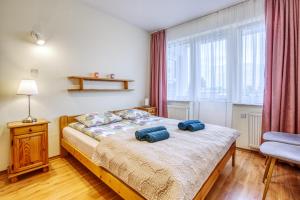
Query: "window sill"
232 103 263 107
167 100 191 102
167 100 263 107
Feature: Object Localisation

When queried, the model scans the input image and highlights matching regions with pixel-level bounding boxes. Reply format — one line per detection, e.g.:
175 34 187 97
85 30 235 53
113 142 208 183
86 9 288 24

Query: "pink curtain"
262 0 300 134
150 30 168 117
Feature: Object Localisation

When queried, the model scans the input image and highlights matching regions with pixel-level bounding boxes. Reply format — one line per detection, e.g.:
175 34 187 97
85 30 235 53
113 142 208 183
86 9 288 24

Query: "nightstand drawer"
13 125 45 135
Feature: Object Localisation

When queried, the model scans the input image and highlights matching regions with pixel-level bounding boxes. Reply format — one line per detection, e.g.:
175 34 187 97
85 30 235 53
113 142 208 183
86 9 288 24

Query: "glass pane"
167 41 191 100
240 23 265 104
198 38 227 101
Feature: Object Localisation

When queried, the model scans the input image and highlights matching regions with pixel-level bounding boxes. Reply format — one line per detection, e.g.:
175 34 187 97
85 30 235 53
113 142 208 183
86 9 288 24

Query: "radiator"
167 104 189 120
248 112 262 149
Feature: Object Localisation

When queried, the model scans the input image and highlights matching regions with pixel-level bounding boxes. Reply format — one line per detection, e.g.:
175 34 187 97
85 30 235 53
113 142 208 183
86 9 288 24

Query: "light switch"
30 68 39 78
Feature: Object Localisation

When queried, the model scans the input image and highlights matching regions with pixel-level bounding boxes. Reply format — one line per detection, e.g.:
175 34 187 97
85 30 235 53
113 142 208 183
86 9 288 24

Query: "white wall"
0 0 150 171
190 102 233 128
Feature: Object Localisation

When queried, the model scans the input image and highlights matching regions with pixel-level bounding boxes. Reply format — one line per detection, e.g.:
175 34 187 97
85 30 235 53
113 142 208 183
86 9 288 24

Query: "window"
197 38 227 100
238 23 265 105
167 21 265 105
167 41 191 100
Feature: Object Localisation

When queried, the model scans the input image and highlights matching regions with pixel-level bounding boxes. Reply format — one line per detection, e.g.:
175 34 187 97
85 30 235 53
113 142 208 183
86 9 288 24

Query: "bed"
59 115 239 200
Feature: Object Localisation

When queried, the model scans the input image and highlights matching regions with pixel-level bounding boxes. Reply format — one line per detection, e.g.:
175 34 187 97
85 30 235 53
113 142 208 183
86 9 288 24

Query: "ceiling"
81 0 245 32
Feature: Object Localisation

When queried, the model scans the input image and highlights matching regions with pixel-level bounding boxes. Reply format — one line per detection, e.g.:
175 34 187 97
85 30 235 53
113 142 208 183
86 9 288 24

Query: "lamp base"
22 116 37 123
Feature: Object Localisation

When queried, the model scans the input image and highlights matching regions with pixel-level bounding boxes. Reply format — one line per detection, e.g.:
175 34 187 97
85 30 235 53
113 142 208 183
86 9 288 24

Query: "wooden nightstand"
7 119 49 183
135 106 157 116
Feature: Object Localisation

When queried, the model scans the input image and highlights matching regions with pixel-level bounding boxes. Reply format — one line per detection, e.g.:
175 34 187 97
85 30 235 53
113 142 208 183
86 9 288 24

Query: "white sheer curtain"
167 30 230 102
166 0 265 126
234 22 265 105
167 40 191 101
194 31 229 101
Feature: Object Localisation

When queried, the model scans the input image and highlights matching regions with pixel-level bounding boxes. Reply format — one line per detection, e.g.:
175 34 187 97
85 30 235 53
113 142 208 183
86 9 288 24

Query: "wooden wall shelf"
68 76 134 92
68 89 134 92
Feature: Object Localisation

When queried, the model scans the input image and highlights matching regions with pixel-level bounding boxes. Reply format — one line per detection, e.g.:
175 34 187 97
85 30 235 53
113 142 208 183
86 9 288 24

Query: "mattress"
63 126 99 163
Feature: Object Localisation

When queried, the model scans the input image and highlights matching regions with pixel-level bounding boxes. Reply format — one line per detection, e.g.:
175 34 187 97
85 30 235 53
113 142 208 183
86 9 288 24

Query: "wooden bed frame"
59 115 236 200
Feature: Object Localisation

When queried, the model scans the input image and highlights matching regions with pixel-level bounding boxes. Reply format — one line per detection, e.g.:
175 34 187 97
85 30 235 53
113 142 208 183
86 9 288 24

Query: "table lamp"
144 98 150 107
17 80 38 123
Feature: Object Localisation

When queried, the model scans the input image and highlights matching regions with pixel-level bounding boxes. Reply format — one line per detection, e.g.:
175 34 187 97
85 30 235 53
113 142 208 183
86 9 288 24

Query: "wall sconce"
31 31 46 45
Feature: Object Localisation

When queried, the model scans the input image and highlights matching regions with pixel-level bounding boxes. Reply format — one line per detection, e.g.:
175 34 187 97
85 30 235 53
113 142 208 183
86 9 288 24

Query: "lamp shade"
17 80 38 95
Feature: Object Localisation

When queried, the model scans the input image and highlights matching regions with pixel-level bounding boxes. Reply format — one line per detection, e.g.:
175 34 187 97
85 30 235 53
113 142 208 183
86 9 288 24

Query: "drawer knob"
29 128 32 132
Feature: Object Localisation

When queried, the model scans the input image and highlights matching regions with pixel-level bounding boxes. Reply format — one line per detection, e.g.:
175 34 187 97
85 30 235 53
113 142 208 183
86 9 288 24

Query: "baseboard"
49 155 61 160
236 147 264 157
0 155 61 175
0 169 7 176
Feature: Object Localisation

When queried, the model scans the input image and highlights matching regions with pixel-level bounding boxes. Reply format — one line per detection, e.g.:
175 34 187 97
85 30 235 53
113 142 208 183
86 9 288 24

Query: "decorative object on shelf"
135 106 157 116
106 74 115 79
7 119 49 183
17 80 38 123
91 72 99 78
67 76 134 92
31 31 46 45
144 98 150 107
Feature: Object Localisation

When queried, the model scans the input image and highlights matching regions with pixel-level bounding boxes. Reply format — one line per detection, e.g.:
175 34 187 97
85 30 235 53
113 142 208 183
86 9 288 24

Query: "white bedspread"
94 118 239 200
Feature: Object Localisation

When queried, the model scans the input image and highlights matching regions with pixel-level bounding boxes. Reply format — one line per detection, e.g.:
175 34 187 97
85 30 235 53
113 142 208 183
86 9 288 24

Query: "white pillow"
75 112 122 127
103 112 122 124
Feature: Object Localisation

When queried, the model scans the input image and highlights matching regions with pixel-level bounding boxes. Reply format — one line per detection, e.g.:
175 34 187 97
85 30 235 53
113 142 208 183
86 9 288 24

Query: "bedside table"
135 106 157 116
7 119 49 183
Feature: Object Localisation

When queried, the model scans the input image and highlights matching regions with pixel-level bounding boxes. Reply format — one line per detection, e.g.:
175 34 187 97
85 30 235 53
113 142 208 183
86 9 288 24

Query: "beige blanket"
94 118 239 200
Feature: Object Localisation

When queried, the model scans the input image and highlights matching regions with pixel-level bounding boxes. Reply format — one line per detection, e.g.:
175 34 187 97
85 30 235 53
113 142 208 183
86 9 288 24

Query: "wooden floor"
0 150 299 200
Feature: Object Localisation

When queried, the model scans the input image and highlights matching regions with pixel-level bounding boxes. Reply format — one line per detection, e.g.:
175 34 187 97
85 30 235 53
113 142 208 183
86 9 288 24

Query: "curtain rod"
150 0 250 34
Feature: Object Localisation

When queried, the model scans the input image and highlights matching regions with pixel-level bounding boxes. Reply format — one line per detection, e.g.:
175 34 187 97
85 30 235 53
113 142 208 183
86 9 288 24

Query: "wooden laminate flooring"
0 150 299 200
